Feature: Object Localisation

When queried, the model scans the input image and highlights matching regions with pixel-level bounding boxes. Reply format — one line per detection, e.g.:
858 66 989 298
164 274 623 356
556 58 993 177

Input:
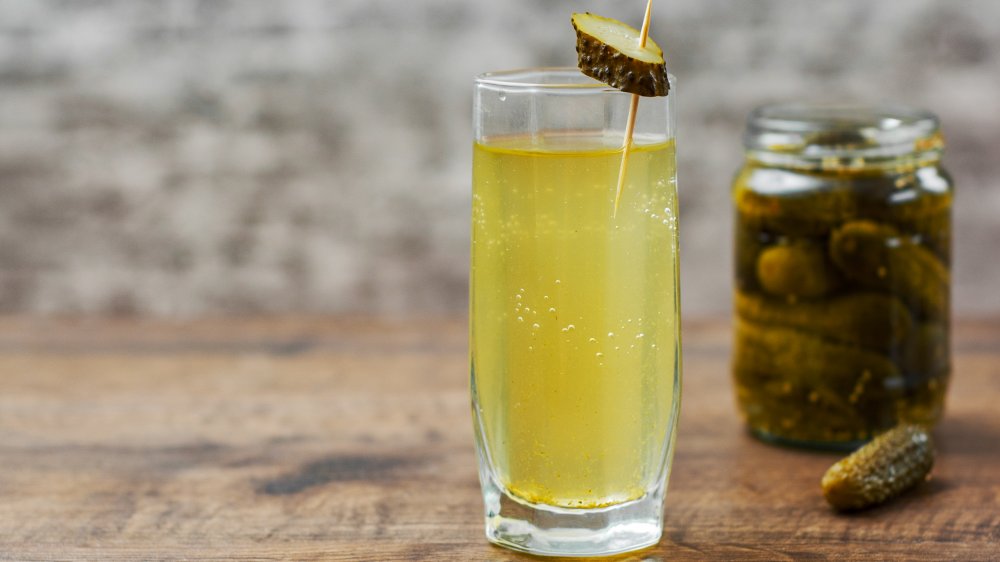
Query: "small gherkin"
821 424 935 511
734 290 913 353
572 12 670 97
755 241 841 299
829 220 949 321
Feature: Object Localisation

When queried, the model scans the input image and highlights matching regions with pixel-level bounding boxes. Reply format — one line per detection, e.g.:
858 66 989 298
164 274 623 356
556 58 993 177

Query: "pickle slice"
572 12 669 97
821 424 934 511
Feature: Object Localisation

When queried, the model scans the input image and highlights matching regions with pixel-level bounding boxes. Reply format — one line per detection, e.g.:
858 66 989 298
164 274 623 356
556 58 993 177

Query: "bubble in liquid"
517 316 524 322
515 294 522 301
554 279 561 285
548 307 556 314
543 295 550 301
596 352 604 358
532 323 540 330
608 332 615 338
498 92 507 101
636 333 645 339
588 337 597 343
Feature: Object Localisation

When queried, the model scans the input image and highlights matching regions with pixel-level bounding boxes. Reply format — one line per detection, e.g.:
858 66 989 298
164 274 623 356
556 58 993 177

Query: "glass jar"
731 103 952 449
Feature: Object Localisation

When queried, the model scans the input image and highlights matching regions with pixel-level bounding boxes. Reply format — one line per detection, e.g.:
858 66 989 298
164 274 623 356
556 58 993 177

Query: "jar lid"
744 103 943 170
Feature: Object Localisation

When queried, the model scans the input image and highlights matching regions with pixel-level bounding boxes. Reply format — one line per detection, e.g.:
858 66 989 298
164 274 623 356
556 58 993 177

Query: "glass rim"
476 67 677 92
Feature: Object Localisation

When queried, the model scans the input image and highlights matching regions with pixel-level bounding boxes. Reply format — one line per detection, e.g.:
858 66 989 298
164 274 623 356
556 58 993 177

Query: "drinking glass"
470 68 682 556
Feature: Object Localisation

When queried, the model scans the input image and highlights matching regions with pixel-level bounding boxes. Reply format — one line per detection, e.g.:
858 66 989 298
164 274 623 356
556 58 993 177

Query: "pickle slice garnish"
572 12 669 97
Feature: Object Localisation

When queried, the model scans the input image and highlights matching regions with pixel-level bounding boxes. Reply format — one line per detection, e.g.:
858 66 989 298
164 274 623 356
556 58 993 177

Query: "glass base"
480 473 664 557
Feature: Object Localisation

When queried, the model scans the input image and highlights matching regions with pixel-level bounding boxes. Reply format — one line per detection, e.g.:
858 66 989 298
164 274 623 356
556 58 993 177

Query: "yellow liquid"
470 133 680 508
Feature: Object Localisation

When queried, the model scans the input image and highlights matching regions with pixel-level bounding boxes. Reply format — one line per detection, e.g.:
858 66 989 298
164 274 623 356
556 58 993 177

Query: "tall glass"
470 68 682 556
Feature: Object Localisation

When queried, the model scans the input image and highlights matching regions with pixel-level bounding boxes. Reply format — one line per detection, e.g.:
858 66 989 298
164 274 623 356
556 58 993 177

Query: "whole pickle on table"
829 220 949 321
734 320 902 409
821 424 934 511
734 291 912 353
734 168 856 236
755 241 842 299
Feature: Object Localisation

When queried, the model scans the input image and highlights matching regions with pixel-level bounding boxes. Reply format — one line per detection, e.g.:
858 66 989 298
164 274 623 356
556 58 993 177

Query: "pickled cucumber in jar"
731 103 952 449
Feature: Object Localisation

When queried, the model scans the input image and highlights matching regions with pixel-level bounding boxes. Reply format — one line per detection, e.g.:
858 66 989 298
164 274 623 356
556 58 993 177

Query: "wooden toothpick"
613 0 654 217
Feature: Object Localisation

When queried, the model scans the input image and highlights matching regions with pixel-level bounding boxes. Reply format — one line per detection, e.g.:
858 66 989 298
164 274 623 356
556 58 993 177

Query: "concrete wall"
1 0 997 316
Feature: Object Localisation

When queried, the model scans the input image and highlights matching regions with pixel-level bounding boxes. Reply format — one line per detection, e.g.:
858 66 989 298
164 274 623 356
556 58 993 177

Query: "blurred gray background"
1 0 998 317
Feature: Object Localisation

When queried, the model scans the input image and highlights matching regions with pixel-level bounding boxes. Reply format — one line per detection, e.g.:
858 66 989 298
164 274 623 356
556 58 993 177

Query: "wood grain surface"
0 317 997 561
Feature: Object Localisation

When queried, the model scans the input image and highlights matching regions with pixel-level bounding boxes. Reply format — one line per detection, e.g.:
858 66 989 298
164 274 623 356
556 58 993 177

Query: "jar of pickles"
731 103 952 449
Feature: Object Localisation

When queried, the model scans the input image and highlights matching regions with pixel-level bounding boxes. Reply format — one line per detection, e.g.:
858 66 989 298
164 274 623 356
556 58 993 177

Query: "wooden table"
0 317 997 561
